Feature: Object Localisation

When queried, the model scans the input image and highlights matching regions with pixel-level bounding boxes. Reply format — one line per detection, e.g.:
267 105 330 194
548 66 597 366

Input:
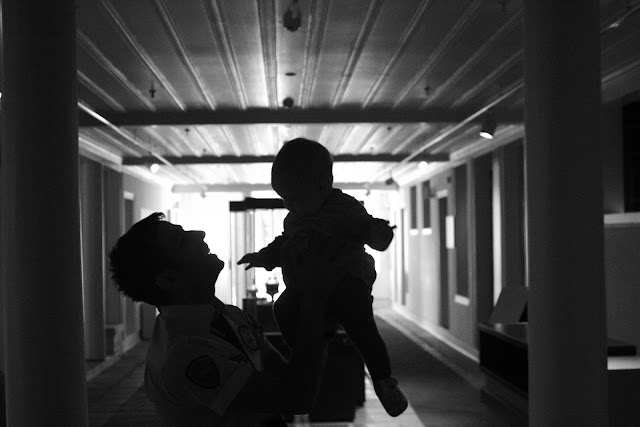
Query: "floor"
86 308 527 426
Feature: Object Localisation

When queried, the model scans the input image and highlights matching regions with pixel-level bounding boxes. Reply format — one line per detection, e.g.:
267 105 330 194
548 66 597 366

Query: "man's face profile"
155 221 224 303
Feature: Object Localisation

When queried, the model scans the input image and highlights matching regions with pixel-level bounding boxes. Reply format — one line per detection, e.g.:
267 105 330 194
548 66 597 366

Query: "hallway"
87 309 526 426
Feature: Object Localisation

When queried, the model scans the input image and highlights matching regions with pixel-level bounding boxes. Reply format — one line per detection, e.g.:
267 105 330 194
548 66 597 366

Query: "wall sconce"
479 110 497 139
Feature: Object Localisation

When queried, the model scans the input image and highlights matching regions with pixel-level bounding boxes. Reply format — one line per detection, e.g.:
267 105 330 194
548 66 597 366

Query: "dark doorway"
124 198 134 230
438 197 449 329
475 154 495 328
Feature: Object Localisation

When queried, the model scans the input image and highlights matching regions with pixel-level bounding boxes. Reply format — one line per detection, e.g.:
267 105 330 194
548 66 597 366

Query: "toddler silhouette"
238 138 408 417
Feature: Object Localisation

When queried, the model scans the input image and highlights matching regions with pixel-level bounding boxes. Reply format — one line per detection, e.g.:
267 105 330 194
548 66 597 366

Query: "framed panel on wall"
409 185 418 234
623 100 640 211
454 164 470 304
421 181 432 235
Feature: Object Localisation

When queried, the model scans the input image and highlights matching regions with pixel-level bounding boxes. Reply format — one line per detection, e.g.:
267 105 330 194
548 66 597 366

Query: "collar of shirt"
158 299 226 338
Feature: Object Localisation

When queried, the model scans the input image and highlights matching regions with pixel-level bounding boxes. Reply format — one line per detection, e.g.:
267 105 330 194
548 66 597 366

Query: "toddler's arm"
366 217 395 251
237 236 285 270
330 214 394 251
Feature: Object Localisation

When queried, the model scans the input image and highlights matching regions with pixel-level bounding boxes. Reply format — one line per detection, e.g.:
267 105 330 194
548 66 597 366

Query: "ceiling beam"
123 153 448 166
79 107 523 127
172 182 396 193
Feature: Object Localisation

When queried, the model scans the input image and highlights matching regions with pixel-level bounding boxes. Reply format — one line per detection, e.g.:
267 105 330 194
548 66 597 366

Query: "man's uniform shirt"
145 302 285 426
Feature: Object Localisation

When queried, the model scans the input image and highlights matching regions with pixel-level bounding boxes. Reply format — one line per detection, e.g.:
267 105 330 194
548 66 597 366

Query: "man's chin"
207 256 224 285
206 254 224 270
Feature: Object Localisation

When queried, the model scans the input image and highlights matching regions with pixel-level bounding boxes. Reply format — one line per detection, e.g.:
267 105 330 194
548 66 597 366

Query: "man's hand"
237 252 267 270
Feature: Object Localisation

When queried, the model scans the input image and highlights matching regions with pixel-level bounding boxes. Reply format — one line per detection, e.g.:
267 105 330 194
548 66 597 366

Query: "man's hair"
271 138 333 186
109 212 172 306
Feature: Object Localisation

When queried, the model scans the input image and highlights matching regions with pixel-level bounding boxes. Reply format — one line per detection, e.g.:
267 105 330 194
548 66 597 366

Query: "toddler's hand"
237 252 265 270
368 219 395 251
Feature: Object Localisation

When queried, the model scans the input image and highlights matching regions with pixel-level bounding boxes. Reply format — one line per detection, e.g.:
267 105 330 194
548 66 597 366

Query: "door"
438 196 450 329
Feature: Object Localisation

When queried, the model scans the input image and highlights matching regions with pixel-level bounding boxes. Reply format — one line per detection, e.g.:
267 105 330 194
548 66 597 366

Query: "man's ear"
155 268 180 292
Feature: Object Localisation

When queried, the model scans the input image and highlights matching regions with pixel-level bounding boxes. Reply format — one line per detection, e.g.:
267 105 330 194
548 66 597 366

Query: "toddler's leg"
272 287 299 347
329 278 407 417
329 279 391 380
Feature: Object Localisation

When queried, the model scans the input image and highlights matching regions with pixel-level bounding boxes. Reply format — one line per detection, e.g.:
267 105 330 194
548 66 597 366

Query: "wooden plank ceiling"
74 0 640 190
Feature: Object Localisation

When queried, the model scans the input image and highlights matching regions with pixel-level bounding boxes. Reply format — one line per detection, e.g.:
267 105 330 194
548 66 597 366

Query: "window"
422 181 431 231
409 185 418 230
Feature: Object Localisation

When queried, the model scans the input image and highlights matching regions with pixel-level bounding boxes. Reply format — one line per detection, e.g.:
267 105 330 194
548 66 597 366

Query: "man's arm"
227 294 328 414
228 233 338 414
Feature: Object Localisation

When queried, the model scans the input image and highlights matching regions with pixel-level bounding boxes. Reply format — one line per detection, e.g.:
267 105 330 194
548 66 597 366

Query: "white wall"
176 192 244 305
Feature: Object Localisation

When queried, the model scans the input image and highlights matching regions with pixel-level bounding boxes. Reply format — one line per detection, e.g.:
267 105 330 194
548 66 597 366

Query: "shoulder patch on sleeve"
185 355 220 389
238 325 259 350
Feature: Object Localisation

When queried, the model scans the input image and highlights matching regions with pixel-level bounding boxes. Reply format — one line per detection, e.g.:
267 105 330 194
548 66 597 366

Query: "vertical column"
104 168 123 327
104 169 124 354
524 2 608 425
80 159 106 360
0 0 88 425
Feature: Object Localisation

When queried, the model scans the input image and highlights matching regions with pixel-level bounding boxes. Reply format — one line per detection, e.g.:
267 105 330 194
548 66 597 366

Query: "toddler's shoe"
373 377 408 417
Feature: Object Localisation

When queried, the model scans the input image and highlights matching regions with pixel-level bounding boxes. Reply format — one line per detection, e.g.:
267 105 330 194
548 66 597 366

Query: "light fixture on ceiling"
385 175 396 186
479 110 497 139
149 163 160 174
418 161 429 169
283 0 301 32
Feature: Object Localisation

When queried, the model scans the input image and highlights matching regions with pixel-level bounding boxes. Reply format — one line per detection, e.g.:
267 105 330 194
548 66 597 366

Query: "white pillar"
0 0 88 424
524 1 608 425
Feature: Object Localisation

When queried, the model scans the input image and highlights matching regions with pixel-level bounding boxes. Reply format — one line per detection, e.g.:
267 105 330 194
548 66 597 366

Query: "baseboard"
391 303 479 362
482 371 529 417
122 332 141 353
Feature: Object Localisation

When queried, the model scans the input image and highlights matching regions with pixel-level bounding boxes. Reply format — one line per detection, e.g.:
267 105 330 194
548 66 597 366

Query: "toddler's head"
271 138 333 216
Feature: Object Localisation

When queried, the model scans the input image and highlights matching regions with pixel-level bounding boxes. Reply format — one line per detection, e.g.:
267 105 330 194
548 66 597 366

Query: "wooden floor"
86 308 527 426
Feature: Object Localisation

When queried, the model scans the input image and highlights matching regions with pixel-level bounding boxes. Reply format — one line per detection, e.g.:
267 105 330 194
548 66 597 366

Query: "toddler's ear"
155 268 180 291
